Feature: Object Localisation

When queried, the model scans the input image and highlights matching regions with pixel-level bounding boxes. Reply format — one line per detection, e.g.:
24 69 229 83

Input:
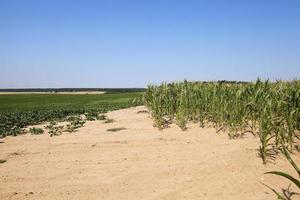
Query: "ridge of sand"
0 106 299 200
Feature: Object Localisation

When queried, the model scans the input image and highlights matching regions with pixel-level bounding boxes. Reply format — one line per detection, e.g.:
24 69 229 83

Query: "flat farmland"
0 92 142 111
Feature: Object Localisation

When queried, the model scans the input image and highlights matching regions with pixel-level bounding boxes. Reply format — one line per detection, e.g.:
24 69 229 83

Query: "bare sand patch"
0 106 299 200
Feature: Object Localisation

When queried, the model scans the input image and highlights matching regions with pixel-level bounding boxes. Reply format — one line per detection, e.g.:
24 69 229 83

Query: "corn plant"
264 146 300 199
0 92 141 138
85 111 100 121
144 79 300 163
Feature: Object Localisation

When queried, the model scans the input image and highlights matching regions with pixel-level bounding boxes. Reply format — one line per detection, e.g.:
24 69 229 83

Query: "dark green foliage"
65 115 86 133
29 127 44 135
85 111 100 121
0 92 142 138
45 121 64 137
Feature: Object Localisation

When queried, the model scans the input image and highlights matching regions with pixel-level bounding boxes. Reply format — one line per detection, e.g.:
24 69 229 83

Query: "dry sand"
0 106 299 200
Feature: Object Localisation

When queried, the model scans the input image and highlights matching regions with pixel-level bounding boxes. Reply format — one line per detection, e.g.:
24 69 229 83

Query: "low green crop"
45 121 64 137
65 115 86 133
85 111 99 121
29 127 44 135
0 92 143 138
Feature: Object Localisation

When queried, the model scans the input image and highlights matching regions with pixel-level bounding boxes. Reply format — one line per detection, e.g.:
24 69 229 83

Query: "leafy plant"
45 121 64 137
85 111 99 121
65 115 85 133
29 127 44 135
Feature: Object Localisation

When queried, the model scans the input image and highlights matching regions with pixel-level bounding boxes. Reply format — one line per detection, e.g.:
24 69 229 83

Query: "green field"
0 92 143 137
0 92 142 111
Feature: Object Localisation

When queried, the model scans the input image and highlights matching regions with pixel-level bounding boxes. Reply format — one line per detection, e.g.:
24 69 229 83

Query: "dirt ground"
0 106 299 200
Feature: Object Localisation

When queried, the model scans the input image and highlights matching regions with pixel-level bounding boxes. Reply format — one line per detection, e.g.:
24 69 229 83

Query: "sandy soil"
0 106 299 200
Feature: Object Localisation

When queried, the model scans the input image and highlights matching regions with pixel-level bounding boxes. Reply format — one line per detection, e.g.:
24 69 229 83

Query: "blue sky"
0 0 299 88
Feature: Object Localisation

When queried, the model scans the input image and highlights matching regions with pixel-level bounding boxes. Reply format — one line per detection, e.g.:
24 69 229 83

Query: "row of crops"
144 79 300 163
0 91 143 138
0 104 135 138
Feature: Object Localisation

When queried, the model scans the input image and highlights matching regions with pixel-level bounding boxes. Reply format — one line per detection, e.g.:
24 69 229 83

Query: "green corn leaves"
264 146 300 199
144 79 300 163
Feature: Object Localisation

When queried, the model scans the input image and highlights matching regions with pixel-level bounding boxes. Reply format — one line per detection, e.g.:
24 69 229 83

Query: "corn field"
144 79 300 164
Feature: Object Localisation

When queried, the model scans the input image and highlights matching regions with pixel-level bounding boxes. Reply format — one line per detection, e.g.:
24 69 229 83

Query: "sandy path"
0 106 299 200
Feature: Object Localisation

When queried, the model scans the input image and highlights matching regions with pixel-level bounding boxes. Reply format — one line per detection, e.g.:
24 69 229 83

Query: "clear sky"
1 0 299 88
